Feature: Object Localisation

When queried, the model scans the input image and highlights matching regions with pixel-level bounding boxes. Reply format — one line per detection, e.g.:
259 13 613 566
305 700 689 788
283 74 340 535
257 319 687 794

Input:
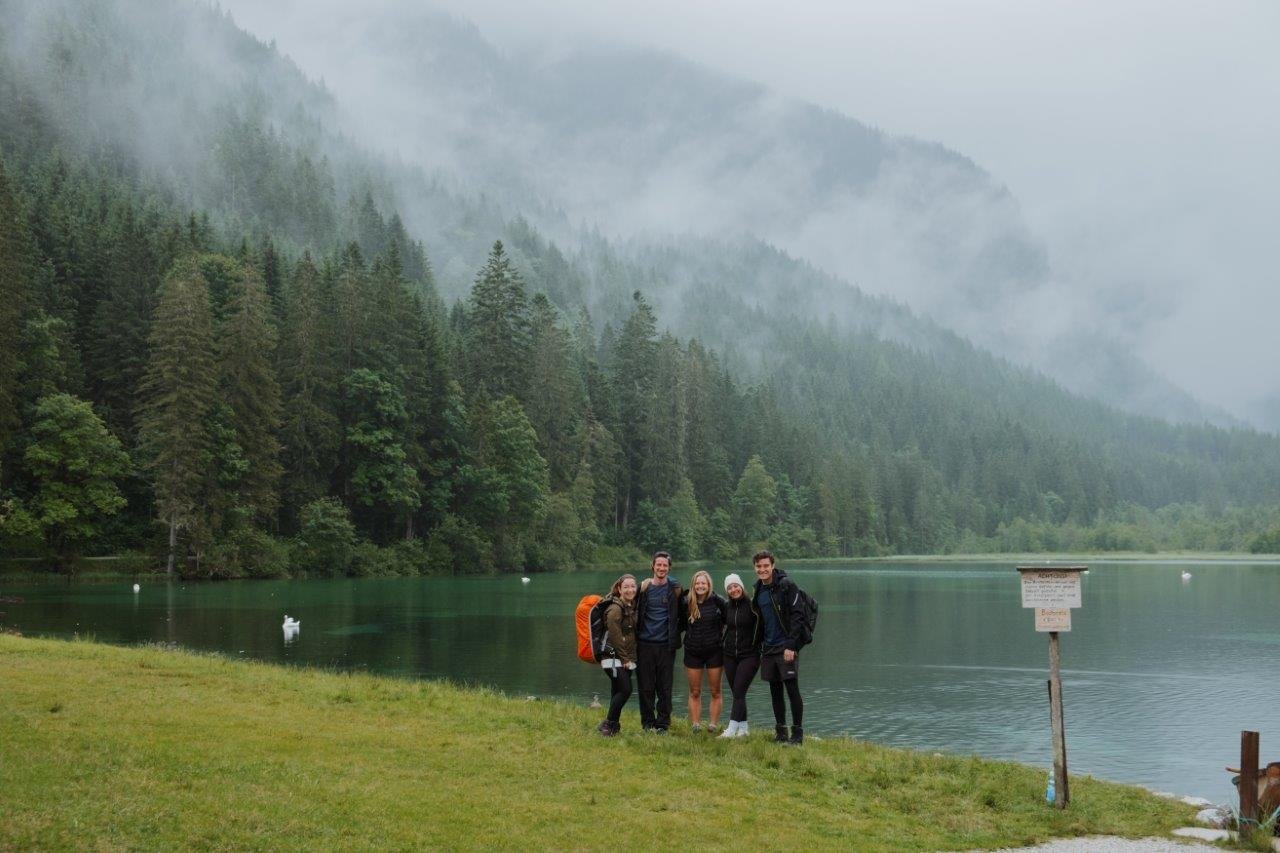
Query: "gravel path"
995 837 1216 852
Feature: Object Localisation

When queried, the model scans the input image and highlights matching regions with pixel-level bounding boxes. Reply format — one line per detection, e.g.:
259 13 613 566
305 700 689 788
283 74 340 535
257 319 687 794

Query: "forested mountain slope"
227 2 1235 429
1 0 1277 574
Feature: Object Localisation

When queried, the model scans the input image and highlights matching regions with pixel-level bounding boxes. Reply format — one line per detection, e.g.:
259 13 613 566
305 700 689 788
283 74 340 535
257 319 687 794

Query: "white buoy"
521 577 531 584
132 583 140 593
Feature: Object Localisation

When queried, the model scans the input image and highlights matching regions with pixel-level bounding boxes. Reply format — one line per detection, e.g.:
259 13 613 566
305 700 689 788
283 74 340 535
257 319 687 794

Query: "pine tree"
278 253 340 530
464 241 531 400
220 262 283 523
525 293 586 490
137 257 218 574
0 159 38 467
88 205 158 440
609 291 659 525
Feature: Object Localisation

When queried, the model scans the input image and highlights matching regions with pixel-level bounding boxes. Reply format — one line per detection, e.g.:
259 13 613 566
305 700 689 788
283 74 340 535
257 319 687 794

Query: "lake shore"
0 634 1195 850
5 550 1278 583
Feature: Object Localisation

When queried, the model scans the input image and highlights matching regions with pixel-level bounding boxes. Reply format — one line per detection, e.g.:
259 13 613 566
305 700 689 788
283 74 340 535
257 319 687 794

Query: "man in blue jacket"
635 551 683 732
751 550 805 744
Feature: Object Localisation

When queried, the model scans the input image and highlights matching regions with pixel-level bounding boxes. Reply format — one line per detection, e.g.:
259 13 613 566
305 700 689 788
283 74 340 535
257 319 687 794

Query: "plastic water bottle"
1045 770 1055 804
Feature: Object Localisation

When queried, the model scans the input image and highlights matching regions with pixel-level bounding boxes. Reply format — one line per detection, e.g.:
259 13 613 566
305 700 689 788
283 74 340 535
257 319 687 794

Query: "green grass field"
0 635 1193 850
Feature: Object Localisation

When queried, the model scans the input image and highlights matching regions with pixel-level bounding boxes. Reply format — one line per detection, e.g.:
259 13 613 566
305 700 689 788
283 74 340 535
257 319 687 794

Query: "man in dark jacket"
635 551 683 732
751 550 806 744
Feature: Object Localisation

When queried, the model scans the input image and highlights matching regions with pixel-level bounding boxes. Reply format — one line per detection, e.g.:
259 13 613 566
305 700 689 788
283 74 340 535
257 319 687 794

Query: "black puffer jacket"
751 568 807 652
680 592 726 653
721 594 762 658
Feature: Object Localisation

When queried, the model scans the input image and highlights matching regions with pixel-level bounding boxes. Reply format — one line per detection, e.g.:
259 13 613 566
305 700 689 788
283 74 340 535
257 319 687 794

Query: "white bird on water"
282 615 301 629
132 583 140 593
1180 571 1192 581
521 577 531 584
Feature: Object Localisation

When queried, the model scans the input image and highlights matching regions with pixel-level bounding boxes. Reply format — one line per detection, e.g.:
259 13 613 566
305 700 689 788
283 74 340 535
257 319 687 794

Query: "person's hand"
783 649 796 663
626 661 637 670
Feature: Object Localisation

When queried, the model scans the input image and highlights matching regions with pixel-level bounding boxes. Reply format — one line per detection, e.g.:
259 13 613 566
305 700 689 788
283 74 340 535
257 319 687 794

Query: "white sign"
1020 571 1082 608
1035 608 1072 632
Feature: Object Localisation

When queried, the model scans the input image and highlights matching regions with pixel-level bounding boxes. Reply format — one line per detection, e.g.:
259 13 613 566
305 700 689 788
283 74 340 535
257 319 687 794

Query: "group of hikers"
593 549 810 745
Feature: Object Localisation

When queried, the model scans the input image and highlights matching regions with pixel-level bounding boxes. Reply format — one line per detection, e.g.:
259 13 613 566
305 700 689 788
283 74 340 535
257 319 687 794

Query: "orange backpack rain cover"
575 594 602 662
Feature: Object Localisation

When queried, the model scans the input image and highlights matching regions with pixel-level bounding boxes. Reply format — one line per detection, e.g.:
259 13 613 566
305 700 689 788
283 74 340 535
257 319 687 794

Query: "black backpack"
789 585 819 649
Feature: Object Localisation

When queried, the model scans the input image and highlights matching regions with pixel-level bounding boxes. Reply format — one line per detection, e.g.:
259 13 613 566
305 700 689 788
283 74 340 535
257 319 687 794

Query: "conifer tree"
138 257 218 574
220 262 284 523
0 160 37 466
88 205 159 439
278 253 340 529
526 293 586 489
609 291 659 524
465 241 531 400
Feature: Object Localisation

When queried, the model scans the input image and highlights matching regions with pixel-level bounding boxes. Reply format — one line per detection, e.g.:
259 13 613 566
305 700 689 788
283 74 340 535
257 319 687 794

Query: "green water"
3 559 1277 799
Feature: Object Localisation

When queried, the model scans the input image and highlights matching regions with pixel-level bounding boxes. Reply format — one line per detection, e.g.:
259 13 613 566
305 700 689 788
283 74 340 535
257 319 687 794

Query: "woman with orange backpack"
597 574 639 736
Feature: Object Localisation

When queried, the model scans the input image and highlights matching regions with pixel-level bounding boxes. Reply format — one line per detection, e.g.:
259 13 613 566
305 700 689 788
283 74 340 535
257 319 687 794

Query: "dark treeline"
3 0 1280 576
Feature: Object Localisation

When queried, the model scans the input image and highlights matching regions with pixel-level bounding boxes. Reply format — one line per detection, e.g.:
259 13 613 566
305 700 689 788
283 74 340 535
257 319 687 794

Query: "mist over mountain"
4 0 1280 572
219 0 1245 430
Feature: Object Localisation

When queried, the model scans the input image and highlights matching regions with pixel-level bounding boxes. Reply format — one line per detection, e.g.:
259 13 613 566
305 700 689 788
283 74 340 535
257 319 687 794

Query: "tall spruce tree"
464 241 531 400
138 257 218 574
526 293 586 490
0 159 38 468
220 262 284 524
278 253 340 529
609 291 659 525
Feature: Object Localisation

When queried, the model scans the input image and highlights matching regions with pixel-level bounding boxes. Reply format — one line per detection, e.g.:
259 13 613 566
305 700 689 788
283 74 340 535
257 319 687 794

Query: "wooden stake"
1240 730 1259 839
1048 631 1069 808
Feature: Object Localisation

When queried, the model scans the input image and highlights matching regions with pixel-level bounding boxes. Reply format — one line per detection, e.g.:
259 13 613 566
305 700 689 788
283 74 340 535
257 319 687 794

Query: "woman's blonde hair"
686 570 713 622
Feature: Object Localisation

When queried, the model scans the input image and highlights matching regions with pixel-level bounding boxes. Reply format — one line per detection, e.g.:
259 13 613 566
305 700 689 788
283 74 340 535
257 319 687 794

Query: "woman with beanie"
719 572 762 738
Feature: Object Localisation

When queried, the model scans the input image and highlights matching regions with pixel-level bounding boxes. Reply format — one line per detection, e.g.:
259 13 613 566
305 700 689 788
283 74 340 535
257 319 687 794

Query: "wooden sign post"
1017 565 1087 809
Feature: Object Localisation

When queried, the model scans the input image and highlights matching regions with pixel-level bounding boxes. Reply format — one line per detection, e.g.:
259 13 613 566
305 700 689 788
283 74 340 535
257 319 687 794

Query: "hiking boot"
774 726 789 743
787 726 804 746
597 720 617 737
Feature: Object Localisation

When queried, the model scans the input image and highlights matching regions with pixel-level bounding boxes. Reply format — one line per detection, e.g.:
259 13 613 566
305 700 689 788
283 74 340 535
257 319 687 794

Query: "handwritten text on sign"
1035 608 1072 632
1020 572 1082 608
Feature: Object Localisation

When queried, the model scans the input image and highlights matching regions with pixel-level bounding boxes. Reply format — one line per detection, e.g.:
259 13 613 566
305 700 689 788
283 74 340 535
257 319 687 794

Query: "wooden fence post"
1240 730 1259 840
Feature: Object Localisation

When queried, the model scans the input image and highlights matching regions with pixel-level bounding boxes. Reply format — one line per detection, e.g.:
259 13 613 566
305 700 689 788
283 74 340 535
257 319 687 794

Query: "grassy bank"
0 636 1193 850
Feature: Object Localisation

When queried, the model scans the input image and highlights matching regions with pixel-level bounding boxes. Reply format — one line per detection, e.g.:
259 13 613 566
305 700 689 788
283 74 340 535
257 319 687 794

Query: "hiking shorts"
683 647 724 670
760 650 798 682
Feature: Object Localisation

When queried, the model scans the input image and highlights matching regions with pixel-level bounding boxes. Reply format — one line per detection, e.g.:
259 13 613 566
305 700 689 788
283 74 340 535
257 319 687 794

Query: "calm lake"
3 559 1278 800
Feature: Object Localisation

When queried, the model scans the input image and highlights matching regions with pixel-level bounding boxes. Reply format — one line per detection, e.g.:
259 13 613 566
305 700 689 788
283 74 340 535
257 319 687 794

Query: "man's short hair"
752 550 775 566
652 550 671 566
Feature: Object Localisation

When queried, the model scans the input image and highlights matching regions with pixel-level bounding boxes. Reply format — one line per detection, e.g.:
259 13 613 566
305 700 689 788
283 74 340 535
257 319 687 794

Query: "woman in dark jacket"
681 570 726 731
597 574 638 736
719 572 761 738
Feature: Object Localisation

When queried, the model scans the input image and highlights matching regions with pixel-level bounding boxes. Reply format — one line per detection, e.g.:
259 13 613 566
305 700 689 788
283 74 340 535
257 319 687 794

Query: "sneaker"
707 723 721 733
773 726 789 743
597 720 617 737
718 721 739 739
735 721 750 738
654 727 668 735
787 726 804 746
691 722 702 732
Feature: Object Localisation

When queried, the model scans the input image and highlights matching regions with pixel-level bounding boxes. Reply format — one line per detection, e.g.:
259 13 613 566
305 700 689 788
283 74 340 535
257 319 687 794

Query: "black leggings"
723 653 760 722
769 678 803 728
605 666 633 724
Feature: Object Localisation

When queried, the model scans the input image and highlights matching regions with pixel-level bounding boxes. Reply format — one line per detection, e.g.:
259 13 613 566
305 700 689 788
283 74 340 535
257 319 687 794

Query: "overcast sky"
226 0 1280 418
